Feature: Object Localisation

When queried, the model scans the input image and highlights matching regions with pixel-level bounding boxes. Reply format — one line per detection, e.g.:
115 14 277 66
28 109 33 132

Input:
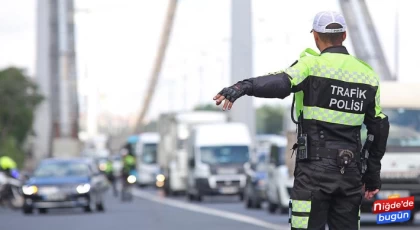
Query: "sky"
0 0 418 124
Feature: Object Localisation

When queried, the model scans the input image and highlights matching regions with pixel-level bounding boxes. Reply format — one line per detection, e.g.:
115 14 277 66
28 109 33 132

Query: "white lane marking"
132 189 289 230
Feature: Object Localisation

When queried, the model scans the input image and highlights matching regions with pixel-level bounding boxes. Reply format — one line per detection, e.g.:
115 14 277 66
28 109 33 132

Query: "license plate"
220 186 238 194
45 193 66 201
376 190 409 200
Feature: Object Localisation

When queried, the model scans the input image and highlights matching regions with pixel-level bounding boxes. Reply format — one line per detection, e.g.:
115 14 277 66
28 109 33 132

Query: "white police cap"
311 11 347 33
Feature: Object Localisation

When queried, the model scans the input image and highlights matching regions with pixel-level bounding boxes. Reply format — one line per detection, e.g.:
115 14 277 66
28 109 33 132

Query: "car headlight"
99 163 107 171
156 174 165 182
22 185 38 195
76 184 91 194
127 175 136 184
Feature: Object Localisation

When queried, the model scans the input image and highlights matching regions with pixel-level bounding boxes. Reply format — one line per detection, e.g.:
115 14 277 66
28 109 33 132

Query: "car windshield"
141 143 157 164
361 108 420 148
200 146 249 165
33 161 91 178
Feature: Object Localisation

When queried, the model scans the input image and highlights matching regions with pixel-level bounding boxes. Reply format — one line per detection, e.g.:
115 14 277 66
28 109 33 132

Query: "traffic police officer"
213 11 390 230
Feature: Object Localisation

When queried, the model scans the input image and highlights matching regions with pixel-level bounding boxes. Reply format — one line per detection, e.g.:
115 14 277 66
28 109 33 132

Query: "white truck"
135 132 160 187
157 111 228 196
258 135 294 214
359 82 420 222
186 122 252 201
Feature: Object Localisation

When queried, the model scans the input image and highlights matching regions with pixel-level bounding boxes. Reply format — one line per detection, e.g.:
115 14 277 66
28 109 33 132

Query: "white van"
157 111 228 195
186 123 252 201
135 132 160 187
264 135 294 214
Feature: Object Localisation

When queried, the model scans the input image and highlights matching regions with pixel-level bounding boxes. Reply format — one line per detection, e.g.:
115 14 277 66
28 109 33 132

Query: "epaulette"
299 48 320 58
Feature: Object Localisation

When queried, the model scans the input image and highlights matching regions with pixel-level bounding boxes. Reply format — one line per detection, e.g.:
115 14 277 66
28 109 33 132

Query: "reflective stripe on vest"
303 106 365 126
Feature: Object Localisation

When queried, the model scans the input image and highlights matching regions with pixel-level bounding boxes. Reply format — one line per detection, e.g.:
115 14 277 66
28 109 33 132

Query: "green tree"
0 67 44 168
256 105 285 134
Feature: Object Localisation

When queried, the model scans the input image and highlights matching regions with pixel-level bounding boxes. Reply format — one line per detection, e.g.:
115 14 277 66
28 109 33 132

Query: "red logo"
373 196 415 214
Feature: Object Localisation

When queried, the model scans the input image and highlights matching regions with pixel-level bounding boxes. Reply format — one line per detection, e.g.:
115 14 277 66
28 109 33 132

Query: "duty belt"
310 147 361 174
310 147 361 162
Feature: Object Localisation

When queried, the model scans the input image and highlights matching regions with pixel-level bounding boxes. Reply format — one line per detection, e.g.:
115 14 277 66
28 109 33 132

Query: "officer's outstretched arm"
213 60 310 109
362 86 390 191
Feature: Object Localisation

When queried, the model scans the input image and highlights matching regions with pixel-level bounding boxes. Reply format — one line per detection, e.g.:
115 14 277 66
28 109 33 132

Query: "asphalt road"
1 187 419 230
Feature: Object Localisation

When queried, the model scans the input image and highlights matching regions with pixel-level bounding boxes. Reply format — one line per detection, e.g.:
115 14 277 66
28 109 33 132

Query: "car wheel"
96 202 105 212
84 204 93 212
38 208 48 214
187 194 195 202
267 201 277 214
239 192 244 201
255 200 262 209
246 196 253 209
196 194 203 202
84 199 94 212
165 186 173 196
22 206 33 214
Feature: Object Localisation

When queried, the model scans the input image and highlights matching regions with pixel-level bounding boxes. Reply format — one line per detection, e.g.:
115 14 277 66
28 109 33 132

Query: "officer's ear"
342 31 347 42
313 31 319 43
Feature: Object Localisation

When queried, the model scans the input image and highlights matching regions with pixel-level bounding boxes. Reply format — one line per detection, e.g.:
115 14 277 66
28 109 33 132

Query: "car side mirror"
188 159 195 168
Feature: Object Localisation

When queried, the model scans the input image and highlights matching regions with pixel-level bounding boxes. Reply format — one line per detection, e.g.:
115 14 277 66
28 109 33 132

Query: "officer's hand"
364 187 379 200
362 172 381 196
213 84 246 110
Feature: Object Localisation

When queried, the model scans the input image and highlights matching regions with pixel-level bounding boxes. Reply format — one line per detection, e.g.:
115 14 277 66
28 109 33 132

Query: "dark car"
21 158 109 214
244 158 268 209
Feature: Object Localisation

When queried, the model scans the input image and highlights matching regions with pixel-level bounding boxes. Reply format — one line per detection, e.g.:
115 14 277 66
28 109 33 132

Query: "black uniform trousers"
290 158 363 230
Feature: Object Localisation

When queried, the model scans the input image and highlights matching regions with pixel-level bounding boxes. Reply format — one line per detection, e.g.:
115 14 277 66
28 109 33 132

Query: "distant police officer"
105 157 118 197
0 155 18 178
121 147 136 180
213 11 390 230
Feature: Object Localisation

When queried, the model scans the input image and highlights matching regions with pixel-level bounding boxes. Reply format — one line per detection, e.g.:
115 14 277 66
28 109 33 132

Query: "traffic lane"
1 191 282 230
140 187 285 224
187 196 420 229
179 194 288 225
132 189 287 229
146 189 420 229
197 197 420 229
